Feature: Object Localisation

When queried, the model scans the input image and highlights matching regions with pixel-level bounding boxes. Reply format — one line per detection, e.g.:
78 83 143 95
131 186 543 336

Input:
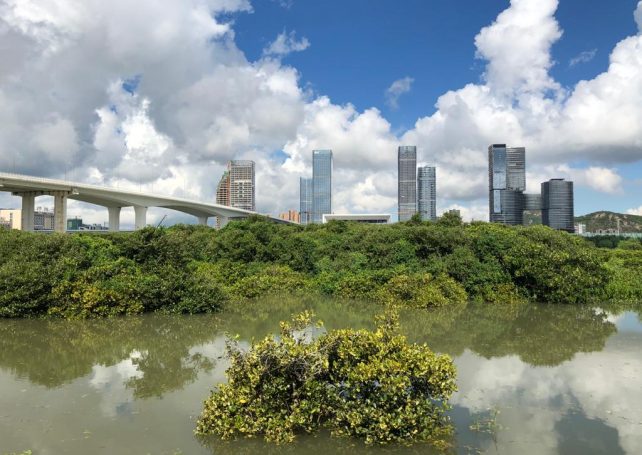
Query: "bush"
376 273 468 308
196 311 457 447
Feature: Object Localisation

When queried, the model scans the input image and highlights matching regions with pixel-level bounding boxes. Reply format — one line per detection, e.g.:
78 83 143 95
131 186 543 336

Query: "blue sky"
0 0 641 225
232 0 642 216
234 0 639 128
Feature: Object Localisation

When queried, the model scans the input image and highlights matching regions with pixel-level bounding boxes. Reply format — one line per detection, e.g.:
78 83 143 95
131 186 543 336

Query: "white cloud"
569 48 597 67
636 1 642 32
263 30 310 57
627 205 642 216
385 77 414 110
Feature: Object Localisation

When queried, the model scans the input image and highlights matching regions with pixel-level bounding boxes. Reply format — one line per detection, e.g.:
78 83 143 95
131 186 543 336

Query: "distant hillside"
575 211 642 233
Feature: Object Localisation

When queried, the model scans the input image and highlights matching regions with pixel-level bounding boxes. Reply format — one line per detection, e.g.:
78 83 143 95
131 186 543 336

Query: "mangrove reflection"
0 297 624 399
0 315 220 396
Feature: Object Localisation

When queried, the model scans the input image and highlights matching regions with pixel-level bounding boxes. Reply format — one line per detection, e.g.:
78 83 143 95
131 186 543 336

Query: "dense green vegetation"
0 216 639 318
196 311 457 446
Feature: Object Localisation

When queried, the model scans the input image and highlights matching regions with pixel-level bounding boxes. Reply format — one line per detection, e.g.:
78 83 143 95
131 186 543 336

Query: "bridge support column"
108 207 121 232
53 192 68 233
216 216 229 229
20 193 35 232
134 206 147 230
197 215 208 226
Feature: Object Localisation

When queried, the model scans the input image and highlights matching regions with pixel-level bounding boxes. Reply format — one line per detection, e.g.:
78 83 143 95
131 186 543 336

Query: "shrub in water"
196 311 457 447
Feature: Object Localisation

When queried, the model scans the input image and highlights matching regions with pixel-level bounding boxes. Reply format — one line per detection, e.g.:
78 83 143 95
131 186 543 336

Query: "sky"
0 0 642 225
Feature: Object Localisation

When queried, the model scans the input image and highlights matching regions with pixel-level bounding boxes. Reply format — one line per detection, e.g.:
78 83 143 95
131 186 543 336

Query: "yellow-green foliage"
196 311 457 447
604 248 642 302
227 265 311 301
376 273 468 308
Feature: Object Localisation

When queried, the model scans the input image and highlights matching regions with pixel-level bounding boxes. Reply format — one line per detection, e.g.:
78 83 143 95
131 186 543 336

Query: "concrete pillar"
53 192 68 233
134 206 147 230
108 207 121 232
20 194 35 232
217 215 229 229
197 215 208 226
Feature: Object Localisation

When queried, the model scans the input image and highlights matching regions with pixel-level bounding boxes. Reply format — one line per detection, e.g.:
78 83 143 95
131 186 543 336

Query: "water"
1 298 641 454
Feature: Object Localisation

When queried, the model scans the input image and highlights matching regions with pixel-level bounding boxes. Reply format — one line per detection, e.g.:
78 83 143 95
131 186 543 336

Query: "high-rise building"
398 146 417 221
216 171 230 206
299 177 313 225
312 150 332 223
488 144 526 225
216 161 255 211
417 166 437 221
229 160 255 211
488 145 574 232
542 179 574 232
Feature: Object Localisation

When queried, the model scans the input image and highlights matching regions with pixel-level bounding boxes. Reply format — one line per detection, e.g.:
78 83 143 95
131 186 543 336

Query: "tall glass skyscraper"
417 166 437 221
299 177 313 225
542 179 574 232
488 144 526 225
398 146 417 221
312 150 332 223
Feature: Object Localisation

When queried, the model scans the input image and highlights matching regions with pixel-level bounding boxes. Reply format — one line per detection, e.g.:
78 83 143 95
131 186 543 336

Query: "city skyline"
0 1 641 226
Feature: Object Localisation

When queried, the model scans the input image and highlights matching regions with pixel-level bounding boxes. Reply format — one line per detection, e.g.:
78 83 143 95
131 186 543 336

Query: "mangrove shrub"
196 311 457 447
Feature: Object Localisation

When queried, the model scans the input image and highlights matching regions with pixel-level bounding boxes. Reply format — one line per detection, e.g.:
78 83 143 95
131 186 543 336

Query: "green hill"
575 211 642 233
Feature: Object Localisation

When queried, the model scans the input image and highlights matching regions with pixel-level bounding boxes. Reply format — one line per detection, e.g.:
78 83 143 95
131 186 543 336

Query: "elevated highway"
0 172 285 232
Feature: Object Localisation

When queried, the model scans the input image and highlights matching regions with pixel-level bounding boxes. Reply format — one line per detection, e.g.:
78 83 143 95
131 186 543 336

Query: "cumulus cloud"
627 206 642 216
636 1 642 32
385 77 414 110
1 0 641 224
569 48 597 67
263 30 310 57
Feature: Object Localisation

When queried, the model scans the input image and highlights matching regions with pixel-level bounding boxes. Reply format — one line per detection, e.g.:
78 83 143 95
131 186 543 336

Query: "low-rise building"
322 214 390 224
279 210 300 224
0 209 22 230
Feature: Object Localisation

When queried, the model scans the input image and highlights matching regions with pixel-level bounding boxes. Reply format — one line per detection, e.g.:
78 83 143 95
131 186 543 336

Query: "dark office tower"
488 144 526 225
417 166 437 221
299 177 313 225
398 146 417 221
312 150 332 223
542 179 574 232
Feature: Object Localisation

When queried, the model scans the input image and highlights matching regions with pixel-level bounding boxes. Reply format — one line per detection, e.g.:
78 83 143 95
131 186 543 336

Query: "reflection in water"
0 315 220 396
0 297 640 454
402 303 617 366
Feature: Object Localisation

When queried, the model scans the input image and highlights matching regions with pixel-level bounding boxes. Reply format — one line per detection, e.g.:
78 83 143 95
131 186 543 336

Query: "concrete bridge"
0 172 283 232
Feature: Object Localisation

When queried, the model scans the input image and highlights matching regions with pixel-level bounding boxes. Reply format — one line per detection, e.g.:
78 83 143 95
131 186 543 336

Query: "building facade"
0 209 21 230
215 171 230 206
488 144 526 225
322 214 390 224
398 146 417 221
279 210 301 224
417 166 437 221
215 161 255 211
312 150 332 223
34 208 55 231
229 160 255 211
542 179 574 232
299 177 313 225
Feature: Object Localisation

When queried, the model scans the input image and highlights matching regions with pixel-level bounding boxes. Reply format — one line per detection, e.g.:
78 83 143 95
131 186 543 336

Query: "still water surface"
1 299 641 454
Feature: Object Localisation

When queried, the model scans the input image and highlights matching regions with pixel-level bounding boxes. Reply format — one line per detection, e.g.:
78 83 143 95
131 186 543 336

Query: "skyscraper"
398 146 417 221
312 150 332 223
488 144 526 225
216 170 230 206
542 179 574 232
417 166 437 221
299 177 313 225
216 160 255 211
